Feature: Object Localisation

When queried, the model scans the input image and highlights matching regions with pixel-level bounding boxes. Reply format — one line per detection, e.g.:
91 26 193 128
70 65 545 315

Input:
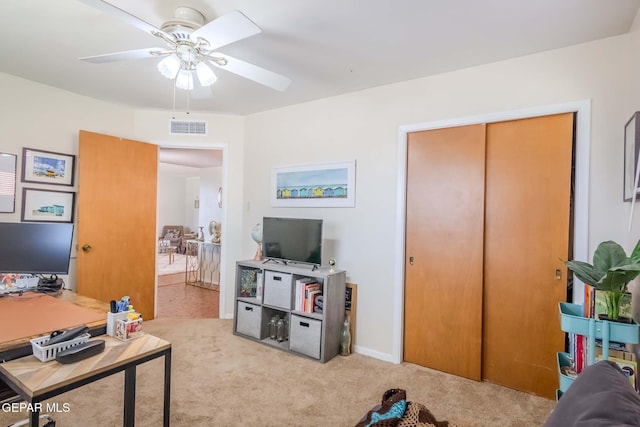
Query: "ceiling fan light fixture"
157 55 180 79
175 69 194 90
196 62 217 87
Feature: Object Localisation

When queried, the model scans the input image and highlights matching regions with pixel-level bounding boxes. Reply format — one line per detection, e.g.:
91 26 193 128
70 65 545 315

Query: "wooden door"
482 113 573 398
404 124 486 381
76 130 158 320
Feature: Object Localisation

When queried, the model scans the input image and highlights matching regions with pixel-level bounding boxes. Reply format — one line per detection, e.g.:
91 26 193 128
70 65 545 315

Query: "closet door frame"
392 100 591 364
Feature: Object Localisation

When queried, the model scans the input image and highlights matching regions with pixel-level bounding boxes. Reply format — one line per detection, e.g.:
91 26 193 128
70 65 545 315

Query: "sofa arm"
544 360 640 426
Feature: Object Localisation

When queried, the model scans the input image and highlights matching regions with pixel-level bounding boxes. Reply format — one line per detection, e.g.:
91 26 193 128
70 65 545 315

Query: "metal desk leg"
124 366 136 427
164 349 171 427
30 407 39 427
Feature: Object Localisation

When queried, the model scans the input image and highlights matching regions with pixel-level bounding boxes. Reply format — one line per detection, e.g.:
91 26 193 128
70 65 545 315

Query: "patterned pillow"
164 232 175 238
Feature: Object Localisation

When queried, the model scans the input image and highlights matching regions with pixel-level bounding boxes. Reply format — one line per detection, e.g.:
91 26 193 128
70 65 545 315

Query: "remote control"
55 340 105 364
45 325 89 346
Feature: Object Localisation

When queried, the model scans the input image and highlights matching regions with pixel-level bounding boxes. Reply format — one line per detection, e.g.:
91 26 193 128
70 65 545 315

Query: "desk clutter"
107 295 143 341
30 325 106 364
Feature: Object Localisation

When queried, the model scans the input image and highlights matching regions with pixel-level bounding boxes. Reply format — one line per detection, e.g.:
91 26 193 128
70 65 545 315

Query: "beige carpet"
157 252 187 275
2 319 555 427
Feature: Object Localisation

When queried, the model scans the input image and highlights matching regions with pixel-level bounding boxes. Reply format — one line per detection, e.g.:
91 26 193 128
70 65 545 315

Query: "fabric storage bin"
289 314 322 359
263 270 293 309
237 301 262 339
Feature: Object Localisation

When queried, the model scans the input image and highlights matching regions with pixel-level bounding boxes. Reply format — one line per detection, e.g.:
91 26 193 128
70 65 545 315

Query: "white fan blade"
77 0 171 39
192 10 261 50
207 54 291 91
80 48 166 63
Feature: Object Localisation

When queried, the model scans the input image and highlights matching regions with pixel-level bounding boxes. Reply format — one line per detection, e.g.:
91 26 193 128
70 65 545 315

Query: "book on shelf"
294 278 314 311
307 289 322 313
594 346 636 362
595 339 627 352
303 283 321 312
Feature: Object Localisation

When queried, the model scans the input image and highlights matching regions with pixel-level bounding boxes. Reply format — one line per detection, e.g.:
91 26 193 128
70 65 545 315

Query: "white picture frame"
271 160 356 208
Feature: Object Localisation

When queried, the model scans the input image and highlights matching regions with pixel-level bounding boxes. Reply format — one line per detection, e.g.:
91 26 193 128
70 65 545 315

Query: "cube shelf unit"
233 260 346 363
557 302 640 395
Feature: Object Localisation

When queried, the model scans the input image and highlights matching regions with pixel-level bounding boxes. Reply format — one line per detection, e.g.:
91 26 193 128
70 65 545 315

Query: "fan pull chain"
186 82 190 114
172 75 177 112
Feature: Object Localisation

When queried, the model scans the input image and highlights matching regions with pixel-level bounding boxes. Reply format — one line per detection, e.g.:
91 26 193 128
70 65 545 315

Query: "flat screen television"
0 222 74 275
262 217 322 266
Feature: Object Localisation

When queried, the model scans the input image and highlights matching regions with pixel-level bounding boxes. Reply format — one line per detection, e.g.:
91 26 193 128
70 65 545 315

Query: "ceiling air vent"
170 120 207 135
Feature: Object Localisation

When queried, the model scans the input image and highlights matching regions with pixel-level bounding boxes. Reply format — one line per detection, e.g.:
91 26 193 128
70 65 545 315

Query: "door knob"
555 269 562 280
409 256 414 265
82 244 92 252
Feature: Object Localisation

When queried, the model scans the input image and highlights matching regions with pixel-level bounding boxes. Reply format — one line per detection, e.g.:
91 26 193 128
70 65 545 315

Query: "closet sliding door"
404 124 486 381
482 114 573 397
404 113 573 398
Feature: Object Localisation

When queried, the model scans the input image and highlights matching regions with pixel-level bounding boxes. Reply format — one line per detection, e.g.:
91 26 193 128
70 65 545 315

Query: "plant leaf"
596 264 640 292
565 260 603 286
630 239 640 263
593 241 627 273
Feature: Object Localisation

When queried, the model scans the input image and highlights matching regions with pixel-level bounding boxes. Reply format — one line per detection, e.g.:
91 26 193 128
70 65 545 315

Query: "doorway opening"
155 147 223 319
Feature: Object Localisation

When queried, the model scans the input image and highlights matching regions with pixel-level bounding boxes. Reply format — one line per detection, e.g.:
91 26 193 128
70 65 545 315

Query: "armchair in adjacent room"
158 226 184 252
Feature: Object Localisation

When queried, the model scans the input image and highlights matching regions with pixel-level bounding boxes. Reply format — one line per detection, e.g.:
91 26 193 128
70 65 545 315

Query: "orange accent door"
404 113 573 398
77 130 158 320
482 113 573 397
404 124 486 381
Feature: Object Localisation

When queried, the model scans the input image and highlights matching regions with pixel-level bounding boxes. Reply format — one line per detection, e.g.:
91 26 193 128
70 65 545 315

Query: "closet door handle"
555 269 562 280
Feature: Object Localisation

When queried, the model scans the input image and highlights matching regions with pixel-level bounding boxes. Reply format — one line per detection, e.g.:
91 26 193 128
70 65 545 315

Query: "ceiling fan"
77 0 291 92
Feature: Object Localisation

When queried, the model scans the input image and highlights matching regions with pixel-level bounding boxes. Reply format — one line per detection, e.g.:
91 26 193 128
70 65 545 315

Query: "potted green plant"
565 240 640 321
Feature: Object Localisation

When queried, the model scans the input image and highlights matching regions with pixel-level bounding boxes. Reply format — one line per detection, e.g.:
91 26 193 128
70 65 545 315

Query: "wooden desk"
0 290 109 361
0 291 109 405
0 334 171 427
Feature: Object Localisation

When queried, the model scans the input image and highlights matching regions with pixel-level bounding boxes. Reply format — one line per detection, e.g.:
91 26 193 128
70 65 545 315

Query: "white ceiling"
1 0 639 116
158 147 222 168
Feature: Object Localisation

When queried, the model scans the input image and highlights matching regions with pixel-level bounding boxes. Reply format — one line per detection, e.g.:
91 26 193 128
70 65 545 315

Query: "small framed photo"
21 188 75 223
22 147 76 186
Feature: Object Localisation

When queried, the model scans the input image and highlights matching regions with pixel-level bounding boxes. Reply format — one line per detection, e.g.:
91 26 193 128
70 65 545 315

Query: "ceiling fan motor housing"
161 6 205 40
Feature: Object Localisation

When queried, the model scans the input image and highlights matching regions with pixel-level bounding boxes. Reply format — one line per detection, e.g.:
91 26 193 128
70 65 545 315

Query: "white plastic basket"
30 333 91 362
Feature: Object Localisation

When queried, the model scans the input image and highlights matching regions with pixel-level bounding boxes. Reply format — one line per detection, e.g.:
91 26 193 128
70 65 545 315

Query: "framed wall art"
22 147 76 187
21 188 75 223
624 112 640 201
271 160 356 208
0 153 17 213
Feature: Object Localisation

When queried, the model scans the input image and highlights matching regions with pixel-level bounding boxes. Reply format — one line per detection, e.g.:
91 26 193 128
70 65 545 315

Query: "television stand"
233 259 346 362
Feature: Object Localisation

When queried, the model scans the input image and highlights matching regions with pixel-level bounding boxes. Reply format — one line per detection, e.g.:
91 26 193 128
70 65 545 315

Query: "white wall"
244 34 635 360
0 73 136 291
186 176 200 232
198 166 223 241
157 163 191 235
